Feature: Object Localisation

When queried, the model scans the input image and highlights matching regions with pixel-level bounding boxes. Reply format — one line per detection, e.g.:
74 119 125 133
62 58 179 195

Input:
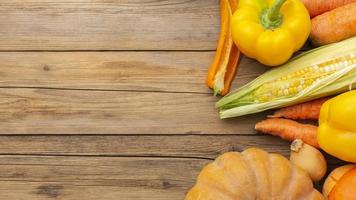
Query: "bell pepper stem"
268 0 287 22
261 0 287 29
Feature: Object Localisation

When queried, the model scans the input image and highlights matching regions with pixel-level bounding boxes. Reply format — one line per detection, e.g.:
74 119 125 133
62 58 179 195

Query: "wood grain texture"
0 0 343 199
0 135 345 166
0 135 289 158
0 88 266 134
0 151 341 199
0 0 219 50
0 52 266 93
0 155 208 200
0 52 266 135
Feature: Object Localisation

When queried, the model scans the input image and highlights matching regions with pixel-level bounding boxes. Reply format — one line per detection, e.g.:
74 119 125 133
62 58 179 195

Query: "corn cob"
217 37 356 118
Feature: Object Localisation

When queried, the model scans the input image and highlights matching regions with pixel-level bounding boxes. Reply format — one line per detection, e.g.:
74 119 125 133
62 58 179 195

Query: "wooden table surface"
0 1 344 199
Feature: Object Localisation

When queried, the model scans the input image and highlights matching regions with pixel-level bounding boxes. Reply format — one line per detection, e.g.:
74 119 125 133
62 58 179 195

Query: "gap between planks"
0 155 207 200
0 149 341 199
0 88 266 135
0 135 343 199
0 51 266 94
0 135 289 158
0 135 346 166
0 0 220 51
0 0 313 51
0 51 267 135
0 86 209 95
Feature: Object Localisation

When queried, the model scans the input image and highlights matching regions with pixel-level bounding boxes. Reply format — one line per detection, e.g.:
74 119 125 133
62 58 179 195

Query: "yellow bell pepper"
231 0 311 66
318 90 356 163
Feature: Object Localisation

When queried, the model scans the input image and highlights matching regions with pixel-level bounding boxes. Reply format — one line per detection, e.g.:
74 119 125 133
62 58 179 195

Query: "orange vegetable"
220 45 240 95
255 118 319 148
310 2 356 45
185 148 324 200
301 0 356 17
323 165 356 197
269 98 329 120
206 0 229 89
329 167 356 200
228 0 238 11
206 0 241 96
221 0 240 96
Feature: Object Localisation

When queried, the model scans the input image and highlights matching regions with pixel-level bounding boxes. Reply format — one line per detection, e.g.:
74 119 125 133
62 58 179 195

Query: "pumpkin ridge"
185 148 324 200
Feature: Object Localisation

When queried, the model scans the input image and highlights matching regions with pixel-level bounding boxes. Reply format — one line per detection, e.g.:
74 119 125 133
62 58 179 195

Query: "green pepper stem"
267 0 287 22
260 0 287 29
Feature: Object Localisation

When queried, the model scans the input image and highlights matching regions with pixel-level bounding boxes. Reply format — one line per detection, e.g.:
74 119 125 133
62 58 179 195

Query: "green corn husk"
217 37 356 119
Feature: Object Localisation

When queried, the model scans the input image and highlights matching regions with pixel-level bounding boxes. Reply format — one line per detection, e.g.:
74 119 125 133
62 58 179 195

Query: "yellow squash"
318 90 356 163
231 0 311 66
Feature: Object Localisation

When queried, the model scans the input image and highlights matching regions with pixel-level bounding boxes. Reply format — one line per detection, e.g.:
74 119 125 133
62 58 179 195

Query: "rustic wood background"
0 0 343 199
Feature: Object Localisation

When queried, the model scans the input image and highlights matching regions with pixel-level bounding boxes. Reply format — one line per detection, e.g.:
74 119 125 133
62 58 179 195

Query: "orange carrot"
206 0 241 96
310 2 356 46
269 98 329 120
301 0 356 18
255 118 319 148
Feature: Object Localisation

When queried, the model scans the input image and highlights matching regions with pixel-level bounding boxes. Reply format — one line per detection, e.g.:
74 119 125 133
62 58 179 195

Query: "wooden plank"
0 51 267 136
0 154 340 199
0 155 208 200
0 52 266 93
0 0 219 50
0 135 344 166
0 88 265 134
0 135 289 158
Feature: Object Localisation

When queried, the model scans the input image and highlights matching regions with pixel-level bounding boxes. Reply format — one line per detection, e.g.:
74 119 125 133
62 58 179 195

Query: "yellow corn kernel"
259 95 269 102
288 88 294 94
250 51 356 102
277 90 283 96
272 90 278 96
306 79 313 85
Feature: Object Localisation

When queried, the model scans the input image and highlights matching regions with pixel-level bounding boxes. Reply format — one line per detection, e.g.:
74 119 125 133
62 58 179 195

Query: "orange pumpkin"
323 165 356 200
185 148 324 200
